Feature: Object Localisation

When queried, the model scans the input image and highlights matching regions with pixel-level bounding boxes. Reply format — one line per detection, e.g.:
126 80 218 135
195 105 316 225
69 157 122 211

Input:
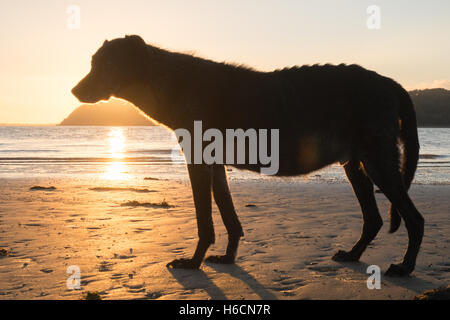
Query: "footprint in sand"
81 277 97 286
110 273 125 280
284 232 311 240
170 247 186 254
113 253 136 259
319 244 333 252
145 291 162 299
252 249 265 255
308 265 341 276
273 277 305 290
98 261 115 272
270 274 305 296
123 283 146 293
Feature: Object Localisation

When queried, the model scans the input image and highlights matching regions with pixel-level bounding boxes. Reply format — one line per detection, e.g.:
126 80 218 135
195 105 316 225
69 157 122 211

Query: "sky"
0 0 449 124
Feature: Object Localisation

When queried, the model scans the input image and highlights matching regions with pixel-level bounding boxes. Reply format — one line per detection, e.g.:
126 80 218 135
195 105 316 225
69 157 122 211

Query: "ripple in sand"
89 187 156 193
120 200 173 208
123 283 145 293
414 285 450 300
40 268 53 273
29 186 56 191
145 291 162 299
134 227 152 234
110 273 125 280
98 261 115 272
113 253 136 259
308 265 341 276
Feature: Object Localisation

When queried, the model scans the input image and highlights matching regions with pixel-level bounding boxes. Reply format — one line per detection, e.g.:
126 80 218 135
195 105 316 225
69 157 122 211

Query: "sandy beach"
0 174 448 300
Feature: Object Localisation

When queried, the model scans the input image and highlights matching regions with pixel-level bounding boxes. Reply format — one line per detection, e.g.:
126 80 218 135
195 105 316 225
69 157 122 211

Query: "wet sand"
0 176 448 299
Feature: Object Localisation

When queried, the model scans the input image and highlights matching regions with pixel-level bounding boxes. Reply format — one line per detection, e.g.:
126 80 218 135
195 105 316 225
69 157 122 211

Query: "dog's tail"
389 86 420 233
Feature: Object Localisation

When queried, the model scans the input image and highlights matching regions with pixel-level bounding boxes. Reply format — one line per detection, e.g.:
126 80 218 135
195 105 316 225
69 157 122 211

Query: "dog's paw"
385 263 413 277
166 258 200 269
331 250 359 262
205 255 235 264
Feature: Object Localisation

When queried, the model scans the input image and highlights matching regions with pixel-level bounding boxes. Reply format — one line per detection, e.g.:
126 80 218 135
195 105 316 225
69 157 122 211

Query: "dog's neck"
114 82 168 126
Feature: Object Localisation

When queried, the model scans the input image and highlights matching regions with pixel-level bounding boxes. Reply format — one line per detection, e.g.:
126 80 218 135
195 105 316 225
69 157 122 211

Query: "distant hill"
60 100 154 126
409 88 450 127
60 89 450 127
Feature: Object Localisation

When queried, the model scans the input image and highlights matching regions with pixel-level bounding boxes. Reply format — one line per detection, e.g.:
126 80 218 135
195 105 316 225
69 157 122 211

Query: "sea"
0 126 449 185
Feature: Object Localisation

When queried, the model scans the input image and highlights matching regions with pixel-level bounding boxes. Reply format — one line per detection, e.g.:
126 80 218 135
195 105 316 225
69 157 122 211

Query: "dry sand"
0 175 448 300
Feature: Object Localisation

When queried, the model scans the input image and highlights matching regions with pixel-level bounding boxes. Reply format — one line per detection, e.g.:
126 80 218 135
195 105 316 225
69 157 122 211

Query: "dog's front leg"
167 164 214 269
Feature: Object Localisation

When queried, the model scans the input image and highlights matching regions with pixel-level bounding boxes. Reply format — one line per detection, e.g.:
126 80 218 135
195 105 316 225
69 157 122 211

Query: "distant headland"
60 99 154 126
409 88 450 127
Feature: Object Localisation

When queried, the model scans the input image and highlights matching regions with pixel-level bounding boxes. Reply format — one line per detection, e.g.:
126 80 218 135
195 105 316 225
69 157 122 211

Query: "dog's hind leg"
167 164 215 269
205 165 244 264
333 160 383 262
362 140 424 276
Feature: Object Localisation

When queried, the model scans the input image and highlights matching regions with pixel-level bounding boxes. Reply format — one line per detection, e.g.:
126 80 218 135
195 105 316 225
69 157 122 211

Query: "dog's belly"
294 134 350 173
228 138 350 177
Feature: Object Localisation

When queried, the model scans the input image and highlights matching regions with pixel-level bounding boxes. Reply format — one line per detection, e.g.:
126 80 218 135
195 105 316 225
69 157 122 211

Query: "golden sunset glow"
103 127 129 180
104 161 129 180
0 1 449 124
108 127 125 159
0 1 448 302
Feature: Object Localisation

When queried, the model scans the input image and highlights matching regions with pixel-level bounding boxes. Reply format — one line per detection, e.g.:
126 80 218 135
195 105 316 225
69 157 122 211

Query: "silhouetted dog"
72 35 424 276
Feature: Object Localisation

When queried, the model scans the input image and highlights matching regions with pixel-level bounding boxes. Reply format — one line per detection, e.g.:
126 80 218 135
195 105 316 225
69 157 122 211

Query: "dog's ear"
103 40 109 46
124 35 150 77
125 35 146 46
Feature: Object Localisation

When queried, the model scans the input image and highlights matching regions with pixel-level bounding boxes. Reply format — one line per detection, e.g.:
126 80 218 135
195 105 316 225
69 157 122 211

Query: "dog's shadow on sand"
168 263 277 300
337 261 437 294
168 260 434 299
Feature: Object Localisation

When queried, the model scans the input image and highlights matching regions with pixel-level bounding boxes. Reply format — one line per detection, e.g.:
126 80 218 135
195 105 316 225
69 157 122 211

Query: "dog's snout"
71 71 111 104
71 77 87 100
71 83 92 103
71 85 80 98
71 76 96 103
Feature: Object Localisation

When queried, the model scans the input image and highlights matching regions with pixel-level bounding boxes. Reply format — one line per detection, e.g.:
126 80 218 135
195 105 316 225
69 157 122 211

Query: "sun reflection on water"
108 127 125 159
103 128 129 180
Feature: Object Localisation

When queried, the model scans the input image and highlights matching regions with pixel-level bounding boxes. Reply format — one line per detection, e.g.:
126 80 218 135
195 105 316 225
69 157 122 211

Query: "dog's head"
72 35 149 103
